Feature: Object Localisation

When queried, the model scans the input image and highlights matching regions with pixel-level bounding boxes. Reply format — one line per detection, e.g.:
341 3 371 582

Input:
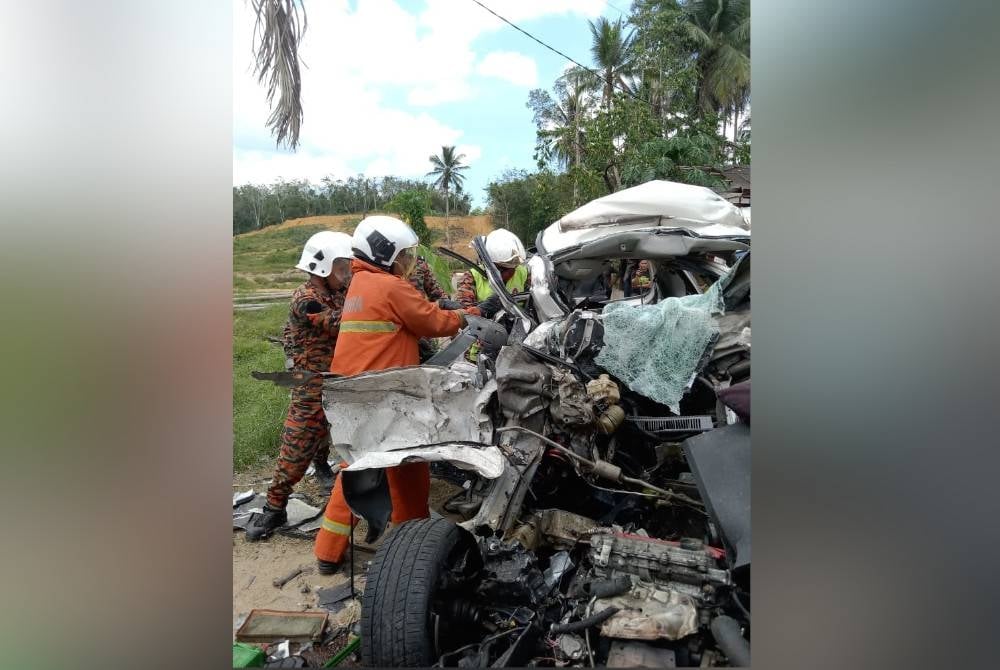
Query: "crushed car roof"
542 180 750 256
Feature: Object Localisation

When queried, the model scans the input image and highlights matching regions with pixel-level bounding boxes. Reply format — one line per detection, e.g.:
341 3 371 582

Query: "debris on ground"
233 494 321 532
315 582 358 613
272 565 309 589
235 609 329 644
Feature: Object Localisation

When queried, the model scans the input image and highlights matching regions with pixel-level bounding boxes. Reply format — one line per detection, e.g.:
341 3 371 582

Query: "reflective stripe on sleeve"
339 320 397 333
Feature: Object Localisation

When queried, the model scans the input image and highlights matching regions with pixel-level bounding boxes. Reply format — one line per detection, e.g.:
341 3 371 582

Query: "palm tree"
681 0 750 121
528 67 593 204
588 16 637 109
427 146 470 244
251 0 307 150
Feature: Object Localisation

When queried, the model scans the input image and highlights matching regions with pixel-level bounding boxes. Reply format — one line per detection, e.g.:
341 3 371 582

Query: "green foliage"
620 131 726 188
427 145 470 194
233 303 290 471
386 189 433 244
679 0 751 114
517 0 748 205
418 244 453 290
485 168 581 246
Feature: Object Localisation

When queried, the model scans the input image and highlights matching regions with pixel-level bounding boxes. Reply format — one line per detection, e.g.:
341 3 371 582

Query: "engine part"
477 541 548 606
537 509 600 549
507 514 541 550
495 426 683 501
606 640 677 668
711 615 750 667
586 374 620 404
556 634 586 662
591 459 624 483
581 575 632 599
626 414 714 434
596 404 626 434
590 532 731 588
550 367 595 427
597 582 699 641
550 606 619 634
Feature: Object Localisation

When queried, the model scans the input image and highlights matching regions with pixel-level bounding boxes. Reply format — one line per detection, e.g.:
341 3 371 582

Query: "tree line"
233 174 474 235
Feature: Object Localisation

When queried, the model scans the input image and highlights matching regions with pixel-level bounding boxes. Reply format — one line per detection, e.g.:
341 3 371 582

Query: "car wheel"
361 517 479 667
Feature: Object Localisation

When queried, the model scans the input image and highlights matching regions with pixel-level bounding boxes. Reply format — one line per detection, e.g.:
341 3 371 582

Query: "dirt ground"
233 466 463 661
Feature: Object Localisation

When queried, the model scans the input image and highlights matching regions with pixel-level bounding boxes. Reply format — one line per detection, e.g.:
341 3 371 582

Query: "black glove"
477 294 503 319
437 299 463 310
304 300 324 314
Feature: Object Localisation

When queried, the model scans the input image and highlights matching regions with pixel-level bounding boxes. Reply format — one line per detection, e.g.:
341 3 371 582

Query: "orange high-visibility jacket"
330 258 464 375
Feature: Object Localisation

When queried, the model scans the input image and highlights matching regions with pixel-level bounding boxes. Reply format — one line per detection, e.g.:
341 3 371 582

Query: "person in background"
409 255 451 361
246 231 354 542
630 260 652 293
455 228 530 317
409 256 448 302
313 216 480 574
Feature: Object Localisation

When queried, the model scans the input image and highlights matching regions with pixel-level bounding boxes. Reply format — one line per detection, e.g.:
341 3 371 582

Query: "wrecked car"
323 180 751 667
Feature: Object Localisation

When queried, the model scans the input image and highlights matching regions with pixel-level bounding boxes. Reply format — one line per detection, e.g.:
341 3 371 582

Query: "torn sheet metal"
284 498 322 527
322 365 495 463
233 495 320 531
597 582 699 641
543 551 574 589
345 444 506 479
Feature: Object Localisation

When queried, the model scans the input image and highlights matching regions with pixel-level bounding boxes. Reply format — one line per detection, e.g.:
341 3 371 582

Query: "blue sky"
233 0 626 206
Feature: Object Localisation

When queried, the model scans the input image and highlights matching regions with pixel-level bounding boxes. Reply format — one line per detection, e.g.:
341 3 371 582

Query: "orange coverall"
314 258 468 564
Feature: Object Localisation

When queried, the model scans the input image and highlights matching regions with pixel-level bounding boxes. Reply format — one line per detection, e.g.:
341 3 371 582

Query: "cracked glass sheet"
345 444 505 479
322 365 495 461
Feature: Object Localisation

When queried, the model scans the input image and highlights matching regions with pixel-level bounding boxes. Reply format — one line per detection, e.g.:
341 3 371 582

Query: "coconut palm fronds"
251 0 307 150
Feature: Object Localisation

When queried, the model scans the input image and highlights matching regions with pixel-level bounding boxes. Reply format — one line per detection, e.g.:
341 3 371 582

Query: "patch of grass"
233 274 259 291
233 303 290 471
234 224 331 277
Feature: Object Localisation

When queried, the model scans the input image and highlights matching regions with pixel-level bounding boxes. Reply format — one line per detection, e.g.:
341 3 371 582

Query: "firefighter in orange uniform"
313 215 479 574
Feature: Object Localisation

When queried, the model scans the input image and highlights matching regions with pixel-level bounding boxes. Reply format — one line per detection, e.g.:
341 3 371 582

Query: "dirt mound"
236 213 494 253
238 214 363 237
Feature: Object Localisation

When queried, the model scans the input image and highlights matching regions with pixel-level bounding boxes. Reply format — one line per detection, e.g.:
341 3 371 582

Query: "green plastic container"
233 642 266 668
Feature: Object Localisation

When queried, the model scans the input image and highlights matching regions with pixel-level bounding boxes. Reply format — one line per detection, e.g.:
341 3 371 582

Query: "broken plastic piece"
234 489 255 508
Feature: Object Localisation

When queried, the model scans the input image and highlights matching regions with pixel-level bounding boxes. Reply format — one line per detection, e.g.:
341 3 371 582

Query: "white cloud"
233 0 606 185
233 150 352 185
478 51 538 87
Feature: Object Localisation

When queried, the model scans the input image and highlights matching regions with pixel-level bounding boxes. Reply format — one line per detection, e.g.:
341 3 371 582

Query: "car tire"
360 517 472 667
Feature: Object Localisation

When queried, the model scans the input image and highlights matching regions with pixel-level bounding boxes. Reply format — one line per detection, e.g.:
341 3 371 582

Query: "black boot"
317 559 341 575
313 461 336 492
245 504 287 541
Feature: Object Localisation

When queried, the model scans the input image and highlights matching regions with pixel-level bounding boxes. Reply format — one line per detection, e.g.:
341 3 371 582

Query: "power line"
467 0 653 110
605 1 629 16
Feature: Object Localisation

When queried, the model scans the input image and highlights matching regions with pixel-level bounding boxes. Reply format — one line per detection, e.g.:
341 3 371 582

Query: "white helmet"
352 215 419 269
295 231 353 277
484 228 526 266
